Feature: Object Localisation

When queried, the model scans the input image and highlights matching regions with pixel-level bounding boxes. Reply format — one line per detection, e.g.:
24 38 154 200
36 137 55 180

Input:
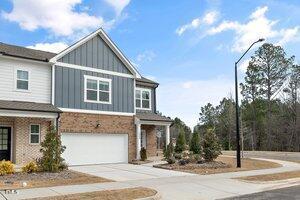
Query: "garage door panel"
61 133 128 165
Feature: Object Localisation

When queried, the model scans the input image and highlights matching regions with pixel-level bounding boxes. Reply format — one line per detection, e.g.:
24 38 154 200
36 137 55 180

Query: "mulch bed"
155 161 230 171
154 156 281 175
28 187 157 200
0 170 112 190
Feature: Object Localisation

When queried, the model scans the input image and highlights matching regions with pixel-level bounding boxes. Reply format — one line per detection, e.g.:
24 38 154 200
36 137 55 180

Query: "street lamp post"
235 38 264 168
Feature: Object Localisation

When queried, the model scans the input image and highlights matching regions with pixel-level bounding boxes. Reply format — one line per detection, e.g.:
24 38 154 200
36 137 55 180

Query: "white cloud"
207 6 300 52
104 0 131 16
27 42 68 53
136 50 156 62
203 11 219 25
276 27 300 45
2 0 105 36
176 11 219 36
157 77 234 128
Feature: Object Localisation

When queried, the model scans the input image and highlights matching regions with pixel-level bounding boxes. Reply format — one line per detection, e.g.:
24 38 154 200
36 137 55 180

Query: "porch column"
136 123 141 160
165 125 170 146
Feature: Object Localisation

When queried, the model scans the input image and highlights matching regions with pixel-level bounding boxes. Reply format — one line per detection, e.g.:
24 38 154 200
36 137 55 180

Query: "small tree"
38 126 67 172
190 131 201 154
164 143 174 160
203 128 222 162
140 147 147 161
175 128 186 153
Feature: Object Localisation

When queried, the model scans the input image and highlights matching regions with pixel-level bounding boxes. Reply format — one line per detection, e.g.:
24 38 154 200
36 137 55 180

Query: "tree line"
172 43 299 152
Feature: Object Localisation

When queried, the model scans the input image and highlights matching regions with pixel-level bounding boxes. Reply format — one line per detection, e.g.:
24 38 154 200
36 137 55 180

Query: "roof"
136 112 173 122
136 77 159 87
0 100 62 113
0 42 56 62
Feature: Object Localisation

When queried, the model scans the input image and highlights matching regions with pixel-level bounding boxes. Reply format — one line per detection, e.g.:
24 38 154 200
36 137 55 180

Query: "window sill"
84 100 112 105
14 89 31 93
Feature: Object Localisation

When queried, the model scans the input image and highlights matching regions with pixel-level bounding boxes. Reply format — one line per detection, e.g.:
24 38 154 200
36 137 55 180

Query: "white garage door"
61 133 128 165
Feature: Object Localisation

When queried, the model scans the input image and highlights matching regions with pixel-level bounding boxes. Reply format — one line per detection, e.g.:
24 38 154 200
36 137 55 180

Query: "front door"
0 127 11 161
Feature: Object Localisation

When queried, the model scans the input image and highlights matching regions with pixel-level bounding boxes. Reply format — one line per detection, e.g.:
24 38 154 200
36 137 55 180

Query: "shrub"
22 161 38 173
175 128 186 153
203 128 222 162
179 159 188 166
140 147 147 161
38 126 67 172
164 143 174 160
0 160 15 175
190 131 201 154
167 156 176 164
174 153 182 160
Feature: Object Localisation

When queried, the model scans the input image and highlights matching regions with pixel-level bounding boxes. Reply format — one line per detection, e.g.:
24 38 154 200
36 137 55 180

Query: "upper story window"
136 88 151 110
84 75 112 104
16 70 29 91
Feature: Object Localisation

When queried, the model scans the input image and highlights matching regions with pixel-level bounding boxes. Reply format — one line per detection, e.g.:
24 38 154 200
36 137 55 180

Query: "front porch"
0 100 61 164
135 112 173 160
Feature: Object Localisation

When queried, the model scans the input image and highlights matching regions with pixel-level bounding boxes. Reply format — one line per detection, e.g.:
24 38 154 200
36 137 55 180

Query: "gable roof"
0 42 56 62
50 28 141 78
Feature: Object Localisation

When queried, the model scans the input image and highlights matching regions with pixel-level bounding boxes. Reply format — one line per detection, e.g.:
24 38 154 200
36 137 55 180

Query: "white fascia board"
49 28 142 79
135 119 172 126
55 62 134 78
0 110 58 119
58 108 135 116
0 54 51 66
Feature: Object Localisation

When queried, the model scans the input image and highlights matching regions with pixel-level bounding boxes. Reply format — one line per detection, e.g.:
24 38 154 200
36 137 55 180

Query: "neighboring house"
0 28 172 165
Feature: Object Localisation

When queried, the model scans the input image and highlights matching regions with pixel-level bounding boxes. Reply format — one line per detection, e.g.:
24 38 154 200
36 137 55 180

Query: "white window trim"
14 68 30 92
29 124 40 145
136 87 152 111
84 75 112 104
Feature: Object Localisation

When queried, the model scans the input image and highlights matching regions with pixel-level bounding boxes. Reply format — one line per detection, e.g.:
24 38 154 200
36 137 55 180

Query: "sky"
0 0 300 128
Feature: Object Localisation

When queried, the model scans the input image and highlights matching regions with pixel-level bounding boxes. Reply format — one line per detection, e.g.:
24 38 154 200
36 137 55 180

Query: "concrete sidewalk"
2 158 300 200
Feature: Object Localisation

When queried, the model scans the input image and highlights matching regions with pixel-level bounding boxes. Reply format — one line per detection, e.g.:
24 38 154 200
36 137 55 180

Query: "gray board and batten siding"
54 66 134 113
54 34 135 113
58 35 131 75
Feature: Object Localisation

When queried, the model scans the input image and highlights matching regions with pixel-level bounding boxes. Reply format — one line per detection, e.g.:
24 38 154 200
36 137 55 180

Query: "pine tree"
39 126 67 172
190 131 201 154
203 128 222 162
175 128 186 153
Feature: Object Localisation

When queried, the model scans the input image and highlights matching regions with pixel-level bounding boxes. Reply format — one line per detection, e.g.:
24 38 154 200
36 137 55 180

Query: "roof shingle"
0 42 56 62
136 111 173 122
0 100 61 113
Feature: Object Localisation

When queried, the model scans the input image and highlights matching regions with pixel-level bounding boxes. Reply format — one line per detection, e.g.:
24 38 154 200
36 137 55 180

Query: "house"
0 28 172 165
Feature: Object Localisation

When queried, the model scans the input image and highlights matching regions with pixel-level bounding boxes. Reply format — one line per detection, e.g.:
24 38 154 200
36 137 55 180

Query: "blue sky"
1 0 300 127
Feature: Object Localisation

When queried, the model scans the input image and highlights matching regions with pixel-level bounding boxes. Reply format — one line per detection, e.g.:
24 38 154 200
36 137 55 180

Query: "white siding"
0 57 52 103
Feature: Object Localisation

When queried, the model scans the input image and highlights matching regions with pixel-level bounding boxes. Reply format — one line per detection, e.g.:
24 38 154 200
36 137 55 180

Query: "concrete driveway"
70 163 194 181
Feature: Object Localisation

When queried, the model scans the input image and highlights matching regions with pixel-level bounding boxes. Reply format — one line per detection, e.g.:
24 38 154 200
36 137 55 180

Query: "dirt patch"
154 156 281 175
236 170 300 181
0 170 112 190
28 187 157 200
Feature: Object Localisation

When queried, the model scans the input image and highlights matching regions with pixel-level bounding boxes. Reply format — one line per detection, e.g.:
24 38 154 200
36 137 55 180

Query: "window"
84 75 111 104
0 128 9 150
16 70 29 90
30 124 40 144
136 88 151 110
